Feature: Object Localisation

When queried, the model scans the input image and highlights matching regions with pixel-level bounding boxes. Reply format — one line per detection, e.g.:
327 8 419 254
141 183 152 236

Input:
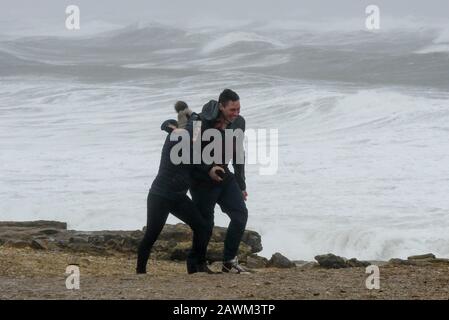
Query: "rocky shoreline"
1 221 449 299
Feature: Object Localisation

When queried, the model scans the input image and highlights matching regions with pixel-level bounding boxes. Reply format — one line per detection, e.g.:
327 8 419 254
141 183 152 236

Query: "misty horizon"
1 0 449 33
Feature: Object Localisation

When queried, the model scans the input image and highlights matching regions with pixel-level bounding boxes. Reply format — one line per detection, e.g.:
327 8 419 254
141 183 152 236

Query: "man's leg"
189 185 221 264
136 193 170 274
170 195 215 273
217 178 248 263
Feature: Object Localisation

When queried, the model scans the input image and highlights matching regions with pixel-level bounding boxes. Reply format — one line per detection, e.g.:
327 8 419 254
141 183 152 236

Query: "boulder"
241 230 263 253
430 258 449 264
314 253 348 269
69 237 88 244
169 241 253 263
151 224 192 242
30 239 48 250
268 252 296 268
38 229 61 235
346 258 371 267
66 243 109 255
388 258 415 266
0 220 262 262
210 226 227 242
4 240 31 249
169 242 192 261
0 221 67 229
87 235 105 245
407 253 436 260
246 254 268 269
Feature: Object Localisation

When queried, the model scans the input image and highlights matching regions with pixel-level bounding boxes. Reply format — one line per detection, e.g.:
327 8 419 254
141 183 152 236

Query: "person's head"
218 89 240 123
174 101 189 113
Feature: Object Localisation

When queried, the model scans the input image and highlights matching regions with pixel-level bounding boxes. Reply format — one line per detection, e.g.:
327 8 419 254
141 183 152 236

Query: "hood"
200 99 245 130
200 100 220 122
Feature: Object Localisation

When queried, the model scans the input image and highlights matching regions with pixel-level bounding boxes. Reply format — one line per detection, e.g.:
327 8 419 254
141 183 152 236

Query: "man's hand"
242 191 248 201
209 166 225 182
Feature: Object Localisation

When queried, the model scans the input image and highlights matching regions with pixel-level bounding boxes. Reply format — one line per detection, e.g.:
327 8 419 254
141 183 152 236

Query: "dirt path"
1 248 449 299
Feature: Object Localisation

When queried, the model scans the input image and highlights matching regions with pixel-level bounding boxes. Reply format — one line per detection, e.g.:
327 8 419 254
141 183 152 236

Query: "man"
136 119 214 274
185 89 249 273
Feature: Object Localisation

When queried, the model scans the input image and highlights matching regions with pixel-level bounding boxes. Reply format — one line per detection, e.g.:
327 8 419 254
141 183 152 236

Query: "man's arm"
231 116 247 192
185 113 214 175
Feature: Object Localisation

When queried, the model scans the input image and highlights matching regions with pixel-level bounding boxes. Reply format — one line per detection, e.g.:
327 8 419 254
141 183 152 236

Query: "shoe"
187 261 220 274
136 268 147 274
186 261 198 274
197 262 221 274
222 257 250 274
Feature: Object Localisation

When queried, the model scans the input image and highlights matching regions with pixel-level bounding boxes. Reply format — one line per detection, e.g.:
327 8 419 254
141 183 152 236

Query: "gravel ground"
1 247 449 300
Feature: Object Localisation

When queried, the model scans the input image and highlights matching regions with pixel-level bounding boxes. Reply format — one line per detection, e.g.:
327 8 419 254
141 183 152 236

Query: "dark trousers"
190 177 248 262
136 193 211 273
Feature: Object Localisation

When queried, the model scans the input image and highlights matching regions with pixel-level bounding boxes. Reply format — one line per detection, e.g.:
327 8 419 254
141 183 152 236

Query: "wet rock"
4 240 31 249
268 252 296 268
155 224 192 242
169 242 192 261
246 254 268 269
314 253 348 269
67 243 109 255
0 220 262 261
430 258 449 264
0 220 67 229
235 243 254 262
388 258 415 266
209 227 227 242
346 258 371 267
38 229 61 235
169 241 253 263
408 253 436 260
130 230 144 238
30 239 48 250
87 235 105 247
69 237 88 244
106 239 121 249
241 230 263 253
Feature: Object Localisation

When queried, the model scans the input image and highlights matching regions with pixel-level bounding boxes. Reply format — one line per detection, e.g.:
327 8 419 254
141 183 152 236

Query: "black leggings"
136 193 210 273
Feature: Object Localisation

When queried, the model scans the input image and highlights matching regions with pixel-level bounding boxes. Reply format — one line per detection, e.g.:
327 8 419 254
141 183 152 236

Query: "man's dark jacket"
185 100 246 191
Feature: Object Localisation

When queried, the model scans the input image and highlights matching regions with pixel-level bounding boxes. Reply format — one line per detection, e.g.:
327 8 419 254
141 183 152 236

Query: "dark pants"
190 177 248 262
136 193 211 273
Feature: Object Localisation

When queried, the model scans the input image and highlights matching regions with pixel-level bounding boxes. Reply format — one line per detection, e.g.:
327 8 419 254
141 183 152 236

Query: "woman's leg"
136 193 170 273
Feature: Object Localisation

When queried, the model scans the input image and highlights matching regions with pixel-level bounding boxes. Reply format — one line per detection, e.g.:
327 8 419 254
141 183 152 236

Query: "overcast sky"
2 0 449 21
1 0 448 33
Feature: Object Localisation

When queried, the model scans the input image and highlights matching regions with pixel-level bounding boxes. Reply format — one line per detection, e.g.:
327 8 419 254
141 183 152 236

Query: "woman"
136 119 215 274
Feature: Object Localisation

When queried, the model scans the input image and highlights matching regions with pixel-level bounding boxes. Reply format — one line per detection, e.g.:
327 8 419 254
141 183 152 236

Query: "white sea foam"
1 20 449 261
201 32 285 55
